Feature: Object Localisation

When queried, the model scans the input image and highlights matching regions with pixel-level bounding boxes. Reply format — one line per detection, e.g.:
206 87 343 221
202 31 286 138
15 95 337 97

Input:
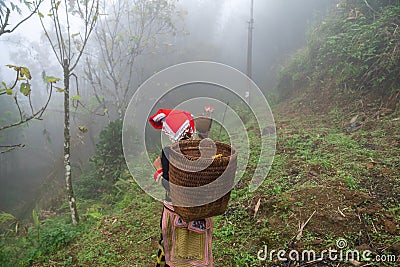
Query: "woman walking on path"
149 109 214 267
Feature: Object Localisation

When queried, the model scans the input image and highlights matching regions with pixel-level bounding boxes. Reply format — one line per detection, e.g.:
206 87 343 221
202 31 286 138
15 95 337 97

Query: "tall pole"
247 0 254 79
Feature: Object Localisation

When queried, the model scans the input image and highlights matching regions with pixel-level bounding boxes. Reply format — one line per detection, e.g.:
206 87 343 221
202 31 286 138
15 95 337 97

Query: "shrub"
74 169 113 199
90 120 125 181
276 3 400 99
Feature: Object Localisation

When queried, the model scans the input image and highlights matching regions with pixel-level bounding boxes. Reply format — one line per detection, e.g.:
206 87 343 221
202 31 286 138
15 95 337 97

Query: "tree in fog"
84 0 182 119
39 0 99 225
0 0 55 154
0 0 43 36
0 65 55 153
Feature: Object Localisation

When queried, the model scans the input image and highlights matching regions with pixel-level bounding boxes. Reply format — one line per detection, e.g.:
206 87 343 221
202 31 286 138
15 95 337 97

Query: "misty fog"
0 0 334 218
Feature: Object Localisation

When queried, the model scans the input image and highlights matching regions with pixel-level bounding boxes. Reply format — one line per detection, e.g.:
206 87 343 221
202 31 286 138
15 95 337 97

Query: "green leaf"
20 67 31 80
6 65 31 80
87 211 102 219
6 64 19 71
56 88 65 93
55 1 61 10
20 83 31 96
38 11 44 18
71 32 80 38
0 211 17 224
2 81 6 89
6 89 12 95
44 76 60 83
71 95 82 101
78 126 88 133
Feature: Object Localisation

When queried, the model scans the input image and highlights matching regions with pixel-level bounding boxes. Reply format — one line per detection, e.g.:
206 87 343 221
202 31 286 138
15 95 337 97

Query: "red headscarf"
149 109 195 141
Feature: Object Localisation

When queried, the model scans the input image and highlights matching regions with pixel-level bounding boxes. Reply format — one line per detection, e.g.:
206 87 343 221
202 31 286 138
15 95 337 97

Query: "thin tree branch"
39 11 62 65
28 93 35 115
37 81 54 118
87 0 178 118
53 0 67 61
83 57 111 120
0 144 25 148
6 0 44 35
0 0 43 36
0 8 10 35
65 0 72 61
0 8 5 26
13 96 23 121
70 1 99 72
0 144 25 154
70 72 79 109
7 68 21 91
0 82 54 131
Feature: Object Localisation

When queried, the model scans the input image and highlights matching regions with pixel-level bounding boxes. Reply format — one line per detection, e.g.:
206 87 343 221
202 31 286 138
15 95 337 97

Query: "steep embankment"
277 4 399 111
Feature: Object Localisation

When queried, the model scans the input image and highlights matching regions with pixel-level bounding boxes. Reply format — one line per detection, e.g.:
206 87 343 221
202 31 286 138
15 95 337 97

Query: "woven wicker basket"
168 139 237 222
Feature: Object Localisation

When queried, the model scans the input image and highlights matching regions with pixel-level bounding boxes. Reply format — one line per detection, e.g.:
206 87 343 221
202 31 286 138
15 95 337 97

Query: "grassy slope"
2 4 400 267
9 100 396 267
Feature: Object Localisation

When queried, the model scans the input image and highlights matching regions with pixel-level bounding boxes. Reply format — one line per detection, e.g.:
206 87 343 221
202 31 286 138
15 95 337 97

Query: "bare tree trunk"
39 0 98 225
63 59 79 225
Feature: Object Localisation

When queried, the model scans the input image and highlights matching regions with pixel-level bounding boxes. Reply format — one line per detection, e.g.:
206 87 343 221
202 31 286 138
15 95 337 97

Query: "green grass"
1 102 399 266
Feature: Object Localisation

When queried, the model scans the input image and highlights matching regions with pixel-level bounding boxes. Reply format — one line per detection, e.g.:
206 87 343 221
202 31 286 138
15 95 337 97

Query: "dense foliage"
0 215 82 266
0 120 130 266
277 1 400 99
75 119 135 200
90 120 125 182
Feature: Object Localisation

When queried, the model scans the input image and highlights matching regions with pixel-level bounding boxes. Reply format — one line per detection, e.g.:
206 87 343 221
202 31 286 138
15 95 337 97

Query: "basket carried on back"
168 139 237 222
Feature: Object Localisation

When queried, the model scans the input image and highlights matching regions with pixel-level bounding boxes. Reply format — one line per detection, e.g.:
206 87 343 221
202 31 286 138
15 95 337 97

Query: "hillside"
2 100 397 267
277 3 399 108
1 2 400 267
